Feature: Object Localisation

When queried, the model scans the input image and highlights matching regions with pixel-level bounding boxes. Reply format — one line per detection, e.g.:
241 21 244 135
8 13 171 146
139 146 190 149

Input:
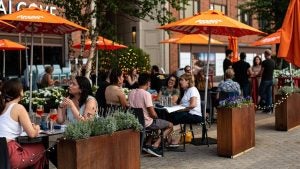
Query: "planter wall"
275 93 300 131
217 104 255 158
57 129 140 169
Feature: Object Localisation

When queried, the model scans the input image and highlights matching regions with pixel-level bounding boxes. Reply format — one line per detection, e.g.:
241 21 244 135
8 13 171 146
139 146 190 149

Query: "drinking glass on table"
49 109 58 133
36 105 44 117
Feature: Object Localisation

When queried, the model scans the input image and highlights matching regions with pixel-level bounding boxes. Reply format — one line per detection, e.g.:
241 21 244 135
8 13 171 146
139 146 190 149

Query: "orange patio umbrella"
73 36 127 85
278 0 300 68
250 29 282 46
72 36 127 50
160 34 223 44
0 39 26 77
159 9 265 131
0 7 88 113
228 36 239 62
160 34 223 69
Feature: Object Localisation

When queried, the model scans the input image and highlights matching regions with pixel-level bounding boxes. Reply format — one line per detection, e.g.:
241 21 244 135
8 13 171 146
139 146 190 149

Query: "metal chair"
130 108 164 156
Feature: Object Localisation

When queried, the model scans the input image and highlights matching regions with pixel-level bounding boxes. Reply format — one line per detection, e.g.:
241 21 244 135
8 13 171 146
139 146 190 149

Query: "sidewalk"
141 111 300 169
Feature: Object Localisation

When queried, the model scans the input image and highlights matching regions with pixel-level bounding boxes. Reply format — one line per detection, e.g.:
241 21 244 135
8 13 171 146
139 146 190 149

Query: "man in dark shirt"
223 49 233 80
150 65 162 93
232 52 251 97
259 49 275 113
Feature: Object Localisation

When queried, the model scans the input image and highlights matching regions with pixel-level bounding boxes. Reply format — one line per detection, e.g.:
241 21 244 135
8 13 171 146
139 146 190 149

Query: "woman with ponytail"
0 79 47 169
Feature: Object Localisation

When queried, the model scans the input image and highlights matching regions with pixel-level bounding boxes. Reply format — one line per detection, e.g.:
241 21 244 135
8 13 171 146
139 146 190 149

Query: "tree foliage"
238 0 289 34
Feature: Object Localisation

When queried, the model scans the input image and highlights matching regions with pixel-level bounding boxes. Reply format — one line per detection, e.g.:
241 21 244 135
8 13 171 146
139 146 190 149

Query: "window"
180 0 200 19
210 3 227 14
238 9 252 26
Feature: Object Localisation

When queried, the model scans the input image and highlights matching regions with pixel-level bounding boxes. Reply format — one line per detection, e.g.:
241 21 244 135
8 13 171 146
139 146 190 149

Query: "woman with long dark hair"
0 79 47 169
57 76 98 123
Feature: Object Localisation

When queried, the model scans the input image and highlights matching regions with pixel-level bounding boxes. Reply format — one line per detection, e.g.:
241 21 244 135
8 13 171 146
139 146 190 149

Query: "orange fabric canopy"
73 36 127 50
0 39 26 50
251 29 281 46
278 0 300 67
159 10 265 37
228 36 238 62
160 34 223 44
0 7 88 34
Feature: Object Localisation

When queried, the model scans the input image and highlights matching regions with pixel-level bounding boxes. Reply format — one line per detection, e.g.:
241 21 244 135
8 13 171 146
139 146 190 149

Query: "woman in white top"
57 76 98 124
170 73 202 125
0 79 47 169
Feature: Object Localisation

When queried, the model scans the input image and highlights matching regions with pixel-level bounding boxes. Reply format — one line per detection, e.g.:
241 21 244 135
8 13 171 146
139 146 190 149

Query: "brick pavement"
50 111 300 169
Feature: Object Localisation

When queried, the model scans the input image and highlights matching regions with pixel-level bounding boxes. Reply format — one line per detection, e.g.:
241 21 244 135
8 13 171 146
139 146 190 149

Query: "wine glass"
36 105 44 117
49 109 58 133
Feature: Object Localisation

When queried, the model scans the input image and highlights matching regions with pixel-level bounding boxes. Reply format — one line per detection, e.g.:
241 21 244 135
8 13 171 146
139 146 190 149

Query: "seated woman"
57 76 98 124
105 68 128 108
195 69 212 91
168 74 202 145
125 67 139 89
0 79 47 169
40 66 59 88
217 68 241 101
158 74 180 105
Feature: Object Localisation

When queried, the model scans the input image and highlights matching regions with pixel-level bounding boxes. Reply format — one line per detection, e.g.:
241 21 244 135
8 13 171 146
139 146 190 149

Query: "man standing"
259 49 275 113
128 73 173 157
232 52 252 97
150 65 162 93
223 49 233 78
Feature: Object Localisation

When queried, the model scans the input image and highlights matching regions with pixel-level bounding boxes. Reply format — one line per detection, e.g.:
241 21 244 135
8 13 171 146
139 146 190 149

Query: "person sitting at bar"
158 74 180 105
217 68 241 101
0 79 47 169
105 68 128 108
40 66 59 88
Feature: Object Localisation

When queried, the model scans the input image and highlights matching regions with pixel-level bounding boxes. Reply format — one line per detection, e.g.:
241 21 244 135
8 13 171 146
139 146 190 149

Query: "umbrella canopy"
72 36 128 50
73 36 127 85
0 7 87 34
160 34 223 44
251 29 281 46
159 10 265 36
0 39 26 77
159 9 265 134
278 0 300 67
228 36 239 62
0 7 88 113
0 39 26 50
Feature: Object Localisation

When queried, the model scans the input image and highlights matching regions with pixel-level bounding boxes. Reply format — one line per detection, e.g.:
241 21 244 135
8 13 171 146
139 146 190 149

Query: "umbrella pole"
25 34 29 87
2 50 5 78
95 50 99 86
203 31 211 143
29 26 34 114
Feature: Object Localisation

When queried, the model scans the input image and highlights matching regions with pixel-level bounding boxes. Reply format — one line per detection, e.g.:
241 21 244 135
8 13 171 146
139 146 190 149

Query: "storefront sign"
0 0 57 15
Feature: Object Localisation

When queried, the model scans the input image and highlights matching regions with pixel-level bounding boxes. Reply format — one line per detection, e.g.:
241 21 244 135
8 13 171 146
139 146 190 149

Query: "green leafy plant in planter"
218 96 253 108
277 86 300 95
63 111 142 140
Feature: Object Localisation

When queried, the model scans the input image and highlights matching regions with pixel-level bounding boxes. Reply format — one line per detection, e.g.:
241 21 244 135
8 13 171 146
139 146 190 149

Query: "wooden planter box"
57 129 140 169
275 93 300 131
217 104 255 158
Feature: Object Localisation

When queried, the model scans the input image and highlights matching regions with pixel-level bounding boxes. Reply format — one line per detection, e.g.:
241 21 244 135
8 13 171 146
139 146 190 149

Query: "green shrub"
64 110 141 140
277 86 300 95
64 121 92 140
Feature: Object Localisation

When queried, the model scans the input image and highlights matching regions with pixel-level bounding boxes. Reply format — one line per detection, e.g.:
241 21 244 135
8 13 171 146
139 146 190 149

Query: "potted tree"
57 111 142 169
275 86 300 131
216 96 255 158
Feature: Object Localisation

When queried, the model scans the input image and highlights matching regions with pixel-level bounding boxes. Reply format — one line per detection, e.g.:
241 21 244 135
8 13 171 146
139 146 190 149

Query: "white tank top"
0 103 22 140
